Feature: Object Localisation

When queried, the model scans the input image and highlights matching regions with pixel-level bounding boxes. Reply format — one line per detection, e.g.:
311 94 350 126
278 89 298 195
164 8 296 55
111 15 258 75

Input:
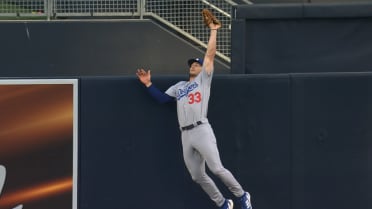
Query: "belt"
181 121 203 131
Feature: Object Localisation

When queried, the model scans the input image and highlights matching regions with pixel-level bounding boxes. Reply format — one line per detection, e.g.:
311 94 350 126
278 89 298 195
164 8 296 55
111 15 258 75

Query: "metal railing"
0 0 252 62
144 0 236 62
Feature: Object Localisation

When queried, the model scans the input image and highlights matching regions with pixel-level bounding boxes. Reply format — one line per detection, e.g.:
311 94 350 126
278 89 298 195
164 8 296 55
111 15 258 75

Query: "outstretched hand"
208 22 221 30
136 69 152 87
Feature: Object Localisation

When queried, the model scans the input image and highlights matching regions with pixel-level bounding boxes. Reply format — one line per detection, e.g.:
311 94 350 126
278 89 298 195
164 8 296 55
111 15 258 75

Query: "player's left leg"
193 124 253 209
182 129 226 207
193 124 245 197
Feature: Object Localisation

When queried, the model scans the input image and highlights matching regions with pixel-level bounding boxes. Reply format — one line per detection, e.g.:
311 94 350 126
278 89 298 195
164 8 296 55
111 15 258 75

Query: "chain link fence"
53 0 140 16
144 0 236 61
0 0 46 16
0 0 251 62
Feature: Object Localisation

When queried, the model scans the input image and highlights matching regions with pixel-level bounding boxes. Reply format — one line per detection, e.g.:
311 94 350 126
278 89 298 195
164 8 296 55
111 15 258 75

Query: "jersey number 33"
188 91 201 104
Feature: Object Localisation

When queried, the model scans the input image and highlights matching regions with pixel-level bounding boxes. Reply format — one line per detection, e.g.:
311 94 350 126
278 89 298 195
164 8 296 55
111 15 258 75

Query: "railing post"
45 0 53 20
139 0 146 19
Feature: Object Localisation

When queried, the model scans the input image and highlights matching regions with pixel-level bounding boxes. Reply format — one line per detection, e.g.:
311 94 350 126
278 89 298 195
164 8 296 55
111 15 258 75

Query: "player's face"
189 62 202 78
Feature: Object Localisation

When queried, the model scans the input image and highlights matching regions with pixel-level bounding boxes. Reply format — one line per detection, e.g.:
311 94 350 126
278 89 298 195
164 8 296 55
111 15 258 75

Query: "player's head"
188 58 203 78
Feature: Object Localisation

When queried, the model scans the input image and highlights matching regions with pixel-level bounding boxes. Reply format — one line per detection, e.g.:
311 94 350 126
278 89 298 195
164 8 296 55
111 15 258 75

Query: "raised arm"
201 9 222 75
136 69 174 104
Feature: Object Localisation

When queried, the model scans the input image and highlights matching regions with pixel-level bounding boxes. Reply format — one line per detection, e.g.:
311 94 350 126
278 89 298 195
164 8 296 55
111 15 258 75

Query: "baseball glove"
201 9 222 28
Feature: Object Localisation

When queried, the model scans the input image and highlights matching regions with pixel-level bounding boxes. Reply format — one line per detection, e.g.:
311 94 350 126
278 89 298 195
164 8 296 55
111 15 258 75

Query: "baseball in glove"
201 9 222 28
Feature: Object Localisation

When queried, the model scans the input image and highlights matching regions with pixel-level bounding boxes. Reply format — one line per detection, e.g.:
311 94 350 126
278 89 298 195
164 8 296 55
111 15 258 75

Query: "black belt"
181 121 203 131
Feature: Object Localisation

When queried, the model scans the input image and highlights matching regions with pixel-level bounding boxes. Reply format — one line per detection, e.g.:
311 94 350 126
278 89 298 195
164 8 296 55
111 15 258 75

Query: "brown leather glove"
201 9 222 28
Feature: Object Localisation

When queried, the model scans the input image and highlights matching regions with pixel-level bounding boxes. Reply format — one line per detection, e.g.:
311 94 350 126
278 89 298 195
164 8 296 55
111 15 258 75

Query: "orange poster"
0 80 78 209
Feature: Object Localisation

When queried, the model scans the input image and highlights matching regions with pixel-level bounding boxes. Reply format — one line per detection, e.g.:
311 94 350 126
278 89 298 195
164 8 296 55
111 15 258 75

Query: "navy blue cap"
187 58 203 67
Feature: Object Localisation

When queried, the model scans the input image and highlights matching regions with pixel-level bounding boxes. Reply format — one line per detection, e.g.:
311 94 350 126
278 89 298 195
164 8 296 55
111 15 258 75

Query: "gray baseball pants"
181 123 244 207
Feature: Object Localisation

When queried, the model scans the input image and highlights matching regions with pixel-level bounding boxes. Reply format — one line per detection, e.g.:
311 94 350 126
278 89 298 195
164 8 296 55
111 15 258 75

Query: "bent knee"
209 166 228 177
191 173 208 183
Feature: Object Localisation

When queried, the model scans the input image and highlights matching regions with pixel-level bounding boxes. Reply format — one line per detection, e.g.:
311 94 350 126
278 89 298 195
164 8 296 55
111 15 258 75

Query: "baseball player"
136 9 252 209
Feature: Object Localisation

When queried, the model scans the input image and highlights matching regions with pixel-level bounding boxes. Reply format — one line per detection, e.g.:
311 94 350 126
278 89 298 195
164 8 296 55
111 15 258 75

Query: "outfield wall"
79 73 371 209
231 3 372 74
0 20 230 77
0 4 371 208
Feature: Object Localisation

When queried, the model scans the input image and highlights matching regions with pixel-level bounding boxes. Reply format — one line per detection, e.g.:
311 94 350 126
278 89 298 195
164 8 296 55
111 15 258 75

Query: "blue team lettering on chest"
176 82 199 100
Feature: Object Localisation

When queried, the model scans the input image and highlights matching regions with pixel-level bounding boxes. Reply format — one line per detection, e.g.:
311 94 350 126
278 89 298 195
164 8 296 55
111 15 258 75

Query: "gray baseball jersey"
165 67 245 206
165 67 212 128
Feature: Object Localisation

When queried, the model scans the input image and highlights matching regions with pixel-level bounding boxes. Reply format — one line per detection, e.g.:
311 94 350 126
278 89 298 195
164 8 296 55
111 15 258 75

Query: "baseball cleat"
220 199 234 209
239 192 252 209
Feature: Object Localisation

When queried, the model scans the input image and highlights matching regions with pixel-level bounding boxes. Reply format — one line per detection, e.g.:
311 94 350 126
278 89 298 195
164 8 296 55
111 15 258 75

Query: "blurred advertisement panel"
0 79 78 209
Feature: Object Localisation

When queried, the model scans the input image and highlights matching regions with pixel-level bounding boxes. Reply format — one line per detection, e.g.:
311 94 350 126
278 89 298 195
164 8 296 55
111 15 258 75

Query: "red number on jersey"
188 92 202 104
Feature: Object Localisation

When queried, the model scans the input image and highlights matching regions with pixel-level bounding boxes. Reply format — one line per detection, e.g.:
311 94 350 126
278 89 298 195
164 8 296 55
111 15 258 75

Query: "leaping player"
136 9 252 209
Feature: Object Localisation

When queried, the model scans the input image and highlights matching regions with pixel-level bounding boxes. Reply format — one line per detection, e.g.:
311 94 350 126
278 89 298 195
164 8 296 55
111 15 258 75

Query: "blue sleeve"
147 84 175 104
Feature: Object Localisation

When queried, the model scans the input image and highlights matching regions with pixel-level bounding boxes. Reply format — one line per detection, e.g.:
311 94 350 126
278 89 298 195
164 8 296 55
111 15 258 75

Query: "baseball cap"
187 58 203 67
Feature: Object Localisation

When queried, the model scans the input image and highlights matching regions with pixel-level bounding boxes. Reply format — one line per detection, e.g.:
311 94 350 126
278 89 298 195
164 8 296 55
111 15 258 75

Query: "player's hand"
209 22 221 30
136 69 152 87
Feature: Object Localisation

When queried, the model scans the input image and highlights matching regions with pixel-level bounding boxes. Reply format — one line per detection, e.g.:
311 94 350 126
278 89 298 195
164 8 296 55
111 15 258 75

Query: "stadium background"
0 1 371 209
